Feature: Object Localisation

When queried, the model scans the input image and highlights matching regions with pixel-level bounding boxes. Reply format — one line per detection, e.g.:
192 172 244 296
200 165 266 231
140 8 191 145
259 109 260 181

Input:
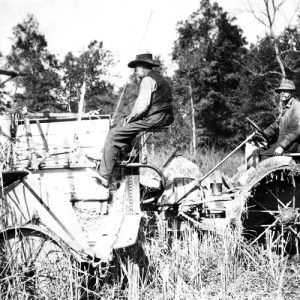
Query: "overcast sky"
0 0 298 86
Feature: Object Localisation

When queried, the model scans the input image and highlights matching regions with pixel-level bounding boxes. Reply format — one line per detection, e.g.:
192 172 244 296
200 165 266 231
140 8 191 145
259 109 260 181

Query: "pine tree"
6 14 62 112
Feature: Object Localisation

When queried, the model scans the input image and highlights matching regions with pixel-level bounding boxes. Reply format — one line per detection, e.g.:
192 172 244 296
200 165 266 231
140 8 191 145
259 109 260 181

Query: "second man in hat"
255 78 300 159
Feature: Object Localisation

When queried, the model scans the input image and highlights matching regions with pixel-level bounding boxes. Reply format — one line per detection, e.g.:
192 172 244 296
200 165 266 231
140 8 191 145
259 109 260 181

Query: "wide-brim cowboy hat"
128 53 160 68
275 78 296 93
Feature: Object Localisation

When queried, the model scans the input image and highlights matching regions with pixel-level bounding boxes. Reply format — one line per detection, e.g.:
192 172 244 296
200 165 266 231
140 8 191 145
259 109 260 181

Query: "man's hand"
273 146 284 156
252 132 266 143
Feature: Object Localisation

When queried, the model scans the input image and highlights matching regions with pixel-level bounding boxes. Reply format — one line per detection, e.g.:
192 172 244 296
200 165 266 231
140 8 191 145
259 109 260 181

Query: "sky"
0 0 299 86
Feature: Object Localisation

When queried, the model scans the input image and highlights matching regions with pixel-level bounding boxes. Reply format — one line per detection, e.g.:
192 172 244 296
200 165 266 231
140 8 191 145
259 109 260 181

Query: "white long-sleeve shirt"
127 76 157 123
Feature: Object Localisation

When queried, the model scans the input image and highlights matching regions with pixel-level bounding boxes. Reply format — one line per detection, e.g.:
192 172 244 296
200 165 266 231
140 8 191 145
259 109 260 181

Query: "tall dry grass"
148 147 244 178
119 219 300 300
116 148 300 300
2 147 300 299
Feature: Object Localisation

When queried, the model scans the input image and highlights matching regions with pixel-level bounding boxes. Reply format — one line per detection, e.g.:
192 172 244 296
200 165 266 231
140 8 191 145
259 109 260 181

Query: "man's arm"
274 102 300 155
263 117 280 143
274 121 300 155
126 77 156 123
278 107 300 149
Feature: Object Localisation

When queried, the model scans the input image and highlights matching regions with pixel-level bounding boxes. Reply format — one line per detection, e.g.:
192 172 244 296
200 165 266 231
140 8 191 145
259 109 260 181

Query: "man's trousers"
99 111 173 180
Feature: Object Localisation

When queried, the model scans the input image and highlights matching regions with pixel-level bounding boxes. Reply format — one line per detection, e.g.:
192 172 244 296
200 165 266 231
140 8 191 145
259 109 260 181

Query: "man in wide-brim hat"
97 53 174 187
254 78 300 159
127 53 161 68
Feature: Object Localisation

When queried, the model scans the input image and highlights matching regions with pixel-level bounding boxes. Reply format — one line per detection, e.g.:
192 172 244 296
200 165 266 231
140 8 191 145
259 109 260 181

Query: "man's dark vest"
146 70 173 116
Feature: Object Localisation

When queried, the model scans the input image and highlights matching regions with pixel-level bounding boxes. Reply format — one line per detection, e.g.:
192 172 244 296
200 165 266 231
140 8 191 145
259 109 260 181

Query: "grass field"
112 148 300 300
119 221 300 300
2 148 300 299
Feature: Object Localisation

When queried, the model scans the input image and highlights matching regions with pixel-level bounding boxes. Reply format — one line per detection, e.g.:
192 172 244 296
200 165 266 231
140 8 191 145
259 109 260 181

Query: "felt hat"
128 53 160 68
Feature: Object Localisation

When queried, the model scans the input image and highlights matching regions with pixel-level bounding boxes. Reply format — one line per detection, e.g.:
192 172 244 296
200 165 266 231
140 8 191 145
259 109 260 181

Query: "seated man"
98 53 174 187
256 79 300 160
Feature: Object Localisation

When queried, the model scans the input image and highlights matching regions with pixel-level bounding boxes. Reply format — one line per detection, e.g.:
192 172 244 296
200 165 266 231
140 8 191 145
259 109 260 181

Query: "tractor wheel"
241 166 300 254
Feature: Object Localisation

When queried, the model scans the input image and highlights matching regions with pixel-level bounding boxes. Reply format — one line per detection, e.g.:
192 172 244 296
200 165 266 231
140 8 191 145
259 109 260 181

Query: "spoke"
27 238 47 267
0 230 75 299
280 224 285 255
250 198 276 216
244 170 300 251
247 210 279 214
292 226 300 255
289 226 300 240
265 187 289 209
250 219 278 245
272 232 282 245
19 235 30 266
291 174 296 211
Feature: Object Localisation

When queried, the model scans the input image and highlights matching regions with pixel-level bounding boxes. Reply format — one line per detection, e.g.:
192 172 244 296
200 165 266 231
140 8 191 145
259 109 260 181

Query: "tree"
6 14 62 112
240 3 300 129
237 36 281 130
61 40 116 113
247 0 300 78
0 52 7 108
172 0 247 149
278 27 300 96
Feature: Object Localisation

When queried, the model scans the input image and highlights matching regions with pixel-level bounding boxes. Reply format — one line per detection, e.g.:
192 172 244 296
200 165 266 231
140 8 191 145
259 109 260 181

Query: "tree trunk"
265 0 286 77
188 80 197 156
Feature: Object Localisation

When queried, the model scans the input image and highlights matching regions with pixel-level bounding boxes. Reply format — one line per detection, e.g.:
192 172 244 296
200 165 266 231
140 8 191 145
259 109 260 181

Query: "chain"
128 172 134 214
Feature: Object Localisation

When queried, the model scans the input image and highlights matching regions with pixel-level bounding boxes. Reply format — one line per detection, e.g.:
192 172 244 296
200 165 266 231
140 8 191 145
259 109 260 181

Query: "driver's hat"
275 79 296 93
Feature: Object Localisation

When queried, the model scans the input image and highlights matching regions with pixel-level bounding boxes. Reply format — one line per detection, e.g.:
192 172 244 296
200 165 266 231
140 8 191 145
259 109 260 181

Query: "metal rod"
293 178 296 212
23 109 38 170
163 148 179 170
36 119 49 153
265 187 288 208
0 77 14 86
21 179 77 243
283 153 300 157
250 219 278 245
251 197 276 216
200 132 256 183
173 133 256 206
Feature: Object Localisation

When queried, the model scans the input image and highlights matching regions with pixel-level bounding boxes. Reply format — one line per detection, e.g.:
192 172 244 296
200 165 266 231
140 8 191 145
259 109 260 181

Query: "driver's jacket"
263 97 300 151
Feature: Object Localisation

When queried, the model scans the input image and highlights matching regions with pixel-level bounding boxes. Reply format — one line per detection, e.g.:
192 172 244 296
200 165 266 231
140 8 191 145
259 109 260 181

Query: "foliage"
4 15 117 115
172 0 248 149
0 51 8 110
278 27 300 97
237 28 300 133
246 0 300 79
6 14 62 112
60 40 116 113
171 0 300 150
232 36 281 134
1 3 300 151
